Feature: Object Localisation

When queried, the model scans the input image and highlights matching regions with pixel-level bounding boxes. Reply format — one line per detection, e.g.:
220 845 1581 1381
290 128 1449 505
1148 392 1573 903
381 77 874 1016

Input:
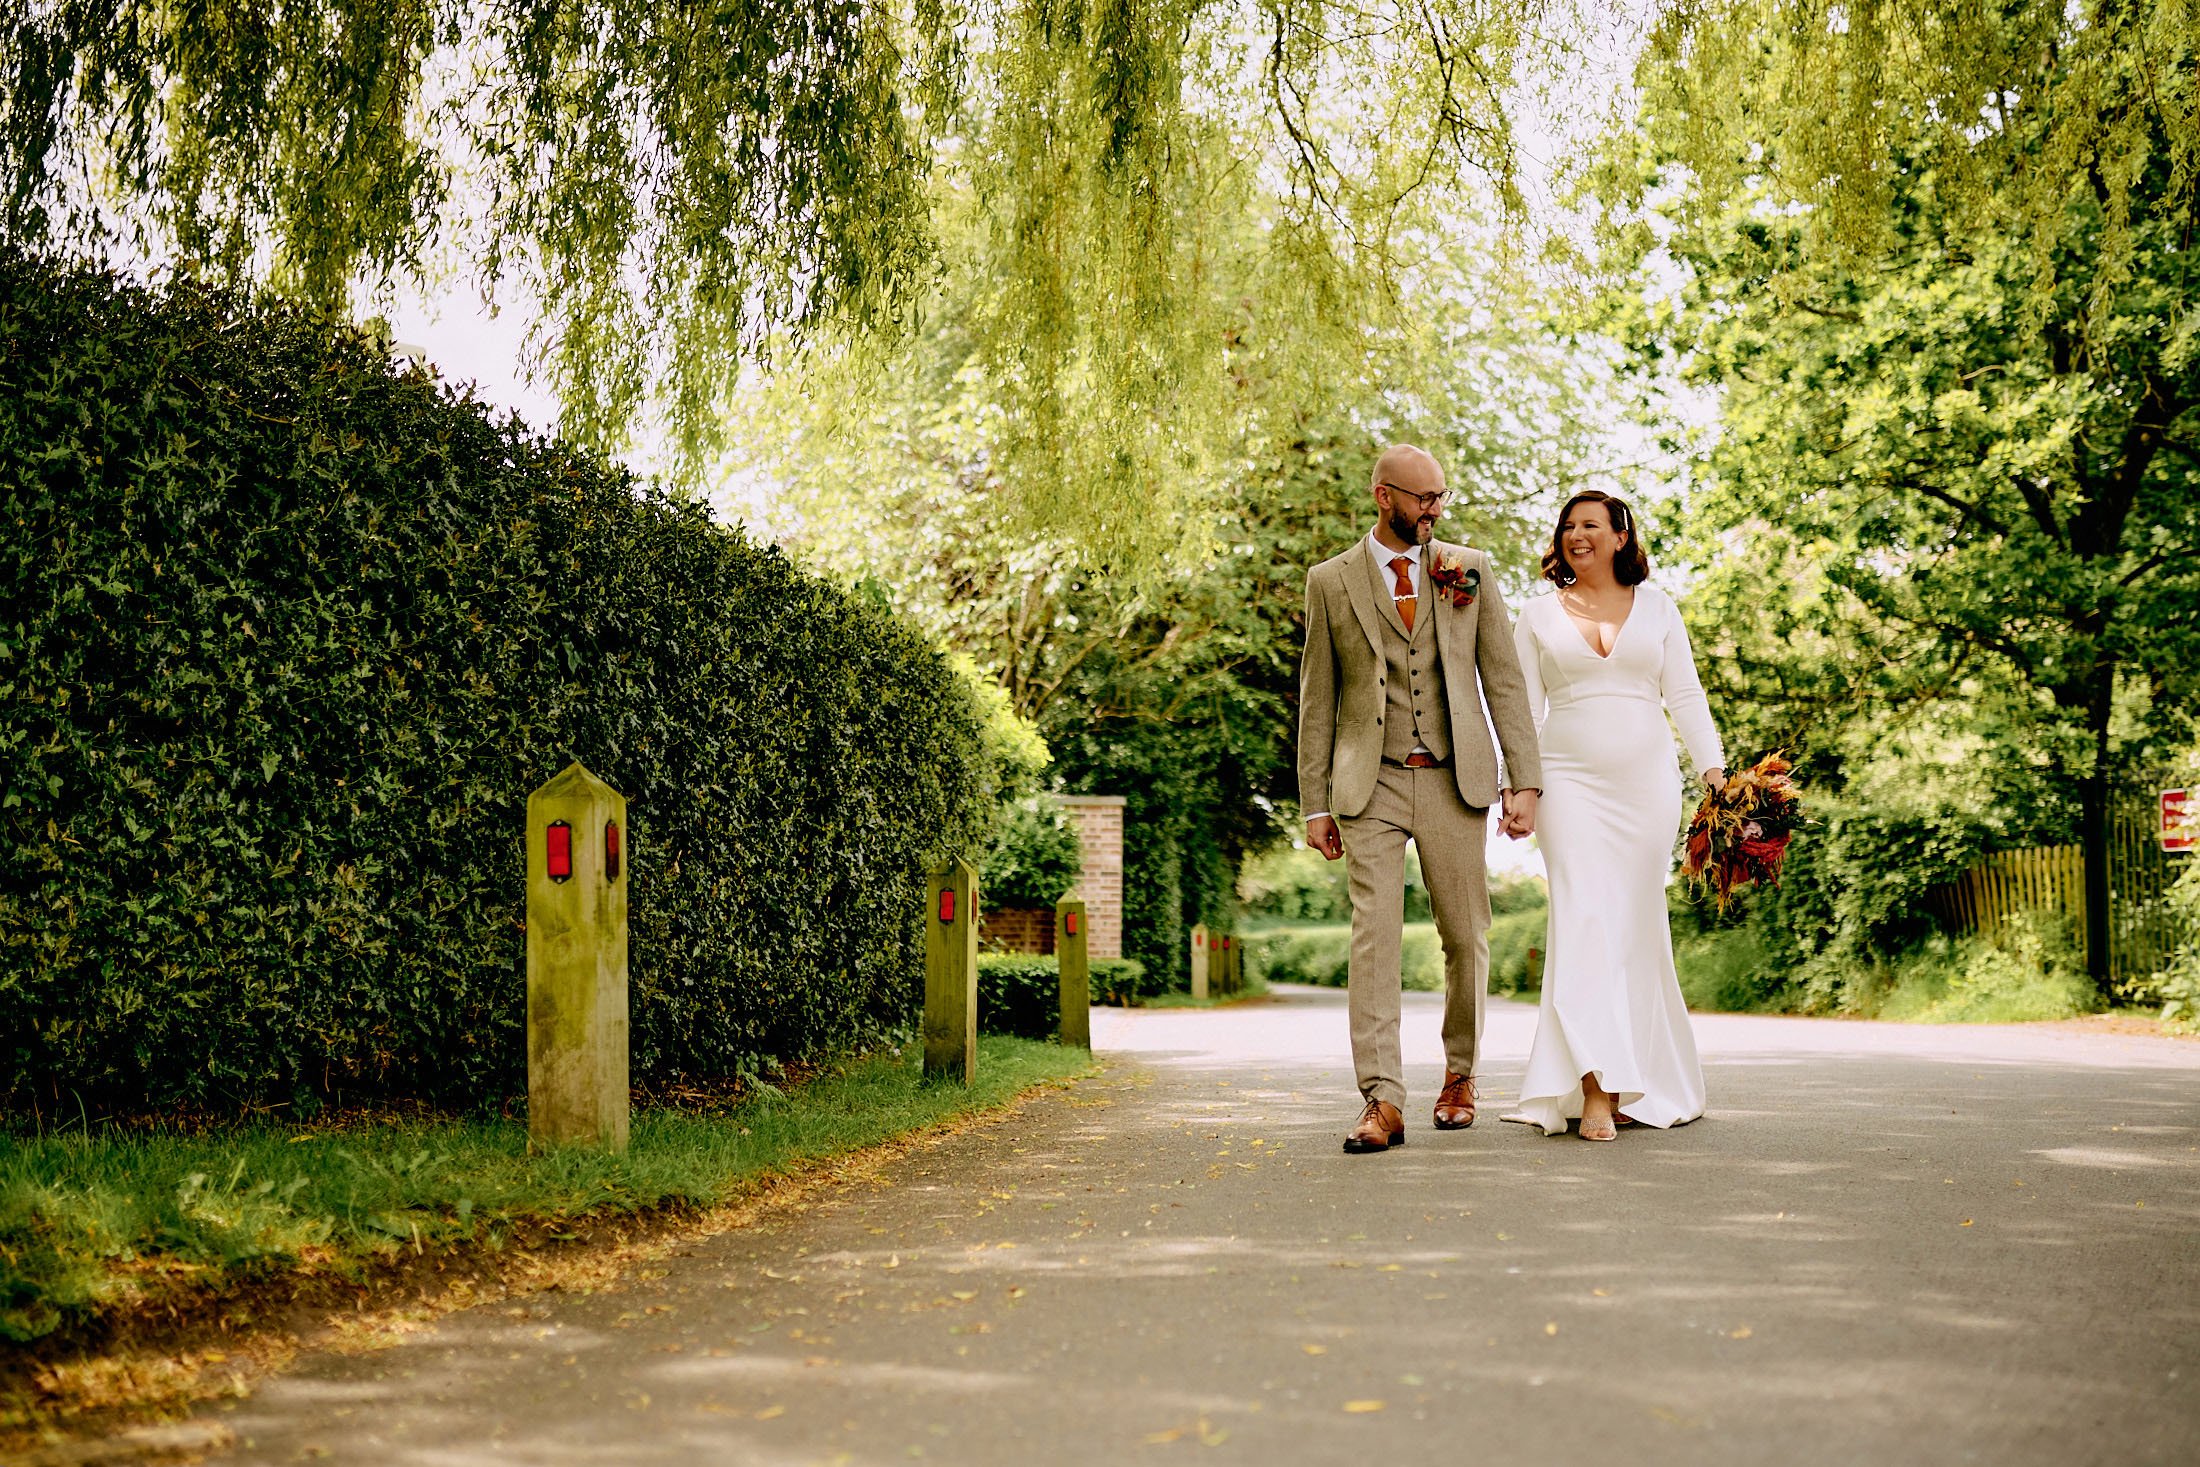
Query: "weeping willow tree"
1634 1 2198 312
0 1 1545 551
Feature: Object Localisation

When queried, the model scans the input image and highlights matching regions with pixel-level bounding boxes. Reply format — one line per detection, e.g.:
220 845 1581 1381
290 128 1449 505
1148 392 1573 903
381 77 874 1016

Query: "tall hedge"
0 254 991 1113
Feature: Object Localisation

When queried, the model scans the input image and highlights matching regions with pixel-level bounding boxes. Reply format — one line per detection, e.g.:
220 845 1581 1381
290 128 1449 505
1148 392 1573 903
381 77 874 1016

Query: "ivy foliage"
0 251 991 1114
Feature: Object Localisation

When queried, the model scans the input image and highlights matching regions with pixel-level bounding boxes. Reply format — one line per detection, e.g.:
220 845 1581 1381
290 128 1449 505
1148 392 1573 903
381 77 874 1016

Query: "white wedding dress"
1505 583 1723 1134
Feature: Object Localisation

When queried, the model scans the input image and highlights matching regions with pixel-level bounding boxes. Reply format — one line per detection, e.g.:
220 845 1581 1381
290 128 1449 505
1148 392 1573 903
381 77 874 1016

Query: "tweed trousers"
1338 762 1490 1110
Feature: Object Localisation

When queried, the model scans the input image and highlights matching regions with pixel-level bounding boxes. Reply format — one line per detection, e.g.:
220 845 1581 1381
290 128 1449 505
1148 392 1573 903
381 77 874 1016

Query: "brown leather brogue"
1342 1097 1406 1153
1432 1072 1477 1130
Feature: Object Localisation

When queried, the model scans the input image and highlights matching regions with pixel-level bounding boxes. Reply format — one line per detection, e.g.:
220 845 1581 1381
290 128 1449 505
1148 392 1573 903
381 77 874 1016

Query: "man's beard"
1388 505 1433 544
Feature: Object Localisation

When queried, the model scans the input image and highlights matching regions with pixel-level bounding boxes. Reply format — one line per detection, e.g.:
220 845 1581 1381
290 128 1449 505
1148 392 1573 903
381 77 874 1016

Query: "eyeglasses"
1379 482 1451 511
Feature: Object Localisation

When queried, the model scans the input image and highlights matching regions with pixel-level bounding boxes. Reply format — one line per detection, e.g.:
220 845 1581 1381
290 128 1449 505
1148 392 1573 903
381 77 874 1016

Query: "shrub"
0 254 992 1113
1486 904 1548 997
1865 912 2096 1023
1240 845 1350 925
980 799 1083 908
976 954 1155 1037
1674 927 1780 1012
1247 924 1441 991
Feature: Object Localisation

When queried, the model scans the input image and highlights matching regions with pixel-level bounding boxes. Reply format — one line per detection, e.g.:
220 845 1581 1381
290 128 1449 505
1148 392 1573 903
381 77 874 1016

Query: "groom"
1298 445 1543 1153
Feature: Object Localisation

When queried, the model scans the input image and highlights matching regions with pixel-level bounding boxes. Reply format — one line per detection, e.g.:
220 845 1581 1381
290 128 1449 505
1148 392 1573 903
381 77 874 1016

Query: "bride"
1499 491 1724 1141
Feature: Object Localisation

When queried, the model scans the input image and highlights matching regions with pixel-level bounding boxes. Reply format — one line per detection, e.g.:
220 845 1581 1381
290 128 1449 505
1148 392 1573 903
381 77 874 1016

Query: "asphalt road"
180 986 2200 1466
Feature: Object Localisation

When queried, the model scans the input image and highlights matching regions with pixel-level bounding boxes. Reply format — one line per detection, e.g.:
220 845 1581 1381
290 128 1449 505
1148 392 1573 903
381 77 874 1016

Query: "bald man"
1298 445 1543 1153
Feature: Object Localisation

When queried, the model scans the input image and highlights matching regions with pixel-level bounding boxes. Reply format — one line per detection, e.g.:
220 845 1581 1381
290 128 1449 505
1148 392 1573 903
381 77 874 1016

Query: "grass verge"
2 1035 1093 1448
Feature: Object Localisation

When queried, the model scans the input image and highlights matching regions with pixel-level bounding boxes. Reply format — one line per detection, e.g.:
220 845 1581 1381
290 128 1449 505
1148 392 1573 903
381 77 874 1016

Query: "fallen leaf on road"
1144 1427 1186 1444
1302 1344 1327 1356
951 1291 978 1301
1960 1219 1974 1227
1343 1400 1386 1413
755 1405 785 1421
1592 1289 1611 1298
1544 1323 1558 1336
1729 1326 1752 1339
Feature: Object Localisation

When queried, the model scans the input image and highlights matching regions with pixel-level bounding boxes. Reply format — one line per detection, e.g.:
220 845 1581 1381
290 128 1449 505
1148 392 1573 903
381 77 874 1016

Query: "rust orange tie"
1390 555 1416 632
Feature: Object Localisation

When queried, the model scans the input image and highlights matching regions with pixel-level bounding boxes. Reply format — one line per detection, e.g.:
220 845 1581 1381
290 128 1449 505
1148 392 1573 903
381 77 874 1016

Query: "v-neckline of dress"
1560 588 1636 660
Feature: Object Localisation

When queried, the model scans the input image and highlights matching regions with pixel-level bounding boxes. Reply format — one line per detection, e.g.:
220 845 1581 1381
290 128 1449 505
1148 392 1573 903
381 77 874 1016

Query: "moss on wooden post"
526 761 629 1153
1056 898 1091 1050
925 859 979 1083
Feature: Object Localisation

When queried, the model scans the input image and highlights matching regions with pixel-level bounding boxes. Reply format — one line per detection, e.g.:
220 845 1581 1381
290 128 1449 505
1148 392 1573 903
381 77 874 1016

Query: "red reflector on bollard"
546 820 573 882
604 820 621 881
939 889 956 924
1066 912 1080 937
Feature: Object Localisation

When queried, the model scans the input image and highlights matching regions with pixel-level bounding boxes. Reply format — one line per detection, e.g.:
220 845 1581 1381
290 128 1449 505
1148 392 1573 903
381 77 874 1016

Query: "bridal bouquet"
1681 751 1803 913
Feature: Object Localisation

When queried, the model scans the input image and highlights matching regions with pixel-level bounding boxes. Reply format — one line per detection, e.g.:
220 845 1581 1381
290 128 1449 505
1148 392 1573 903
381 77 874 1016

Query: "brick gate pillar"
1056 795 1126 961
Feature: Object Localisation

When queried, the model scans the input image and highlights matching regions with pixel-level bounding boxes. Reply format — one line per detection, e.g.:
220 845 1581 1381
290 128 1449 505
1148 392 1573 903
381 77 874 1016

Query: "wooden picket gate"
1927 790 2194 984
1927 844 2086 947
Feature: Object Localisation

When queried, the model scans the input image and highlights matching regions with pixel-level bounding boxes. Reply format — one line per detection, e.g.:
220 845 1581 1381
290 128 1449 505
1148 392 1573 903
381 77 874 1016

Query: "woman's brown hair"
1542 490 1651 586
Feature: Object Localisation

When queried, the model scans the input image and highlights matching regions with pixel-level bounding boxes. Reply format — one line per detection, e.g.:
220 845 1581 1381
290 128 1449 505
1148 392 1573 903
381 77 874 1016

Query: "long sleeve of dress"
1513 602 1548 733
1657 590 1725 777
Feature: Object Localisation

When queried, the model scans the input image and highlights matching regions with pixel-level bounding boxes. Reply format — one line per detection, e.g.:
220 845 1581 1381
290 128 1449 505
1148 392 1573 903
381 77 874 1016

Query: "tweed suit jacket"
1297 538 1544 819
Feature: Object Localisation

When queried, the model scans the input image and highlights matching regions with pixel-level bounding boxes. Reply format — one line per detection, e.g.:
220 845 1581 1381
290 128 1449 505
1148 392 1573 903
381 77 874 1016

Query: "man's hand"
1500 788 1539 840
1306 815 1344 861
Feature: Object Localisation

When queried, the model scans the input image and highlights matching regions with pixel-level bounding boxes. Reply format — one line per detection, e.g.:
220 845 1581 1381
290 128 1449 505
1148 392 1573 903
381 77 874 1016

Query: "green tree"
734 190 1610 976
1614 3 2200 988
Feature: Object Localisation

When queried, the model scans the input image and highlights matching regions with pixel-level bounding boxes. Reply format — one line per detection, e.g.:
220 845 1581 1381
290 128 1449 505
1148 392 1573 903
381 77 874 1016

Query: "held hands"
1499 788 1538 840
1306 814 1345 861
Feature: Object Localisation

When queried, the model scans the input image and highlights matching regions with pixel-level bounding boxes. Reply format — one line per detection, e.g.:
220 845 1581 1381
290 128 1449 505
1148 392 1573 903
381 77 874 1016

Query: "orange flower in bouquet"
1681 751 1804 913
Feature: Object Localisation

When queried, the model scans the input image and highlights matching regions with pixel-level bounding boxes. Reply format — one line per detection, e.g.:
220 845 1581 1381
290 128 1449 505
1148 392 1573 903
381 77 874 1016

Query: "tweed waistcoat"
1376 565 1455 765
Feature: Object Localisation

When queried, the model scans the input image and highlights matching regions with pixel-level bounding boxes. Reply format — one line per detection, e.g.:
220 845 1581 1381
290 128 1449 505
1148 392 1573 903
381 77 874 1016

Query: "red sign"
2163 790 2193 853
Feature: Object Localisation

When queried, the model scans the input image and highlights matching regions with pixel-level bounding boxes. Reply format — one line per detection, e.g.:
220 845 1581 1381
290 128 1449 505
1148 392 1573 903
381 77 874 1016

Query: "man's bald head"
1370 444 1447 549
1372 444 1445 497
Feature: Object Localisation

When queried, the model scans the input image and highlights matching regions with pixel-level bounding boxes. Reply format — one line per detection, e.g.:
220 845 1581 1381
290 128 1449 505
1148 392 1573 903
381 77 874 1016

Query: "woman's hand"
1703 767 1728 794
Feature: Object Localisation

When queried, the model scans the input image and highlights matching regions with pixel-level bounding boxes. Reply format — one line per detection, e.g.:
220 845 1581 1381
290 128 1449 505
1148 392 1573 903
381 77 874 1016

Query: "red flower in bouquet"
1681 751 1804 913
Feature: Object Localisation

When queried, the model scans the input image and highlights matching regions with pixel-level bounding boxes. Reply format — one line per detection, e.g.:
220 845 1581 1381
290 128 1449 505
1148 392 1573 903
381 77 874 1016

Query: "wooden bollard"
1218 933 1236 994
925 859 979 1083
1057 898 1091 1050
526 761 630 1153
1189 923 1210 1000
